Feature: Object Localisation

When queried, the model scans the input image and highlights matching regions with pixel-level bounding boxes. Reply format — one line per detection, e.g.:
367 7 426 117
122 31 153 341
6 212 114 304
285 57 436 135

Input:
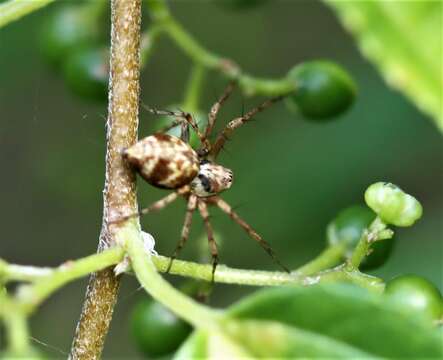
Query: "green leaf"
176 284 443 358
324 0 443 131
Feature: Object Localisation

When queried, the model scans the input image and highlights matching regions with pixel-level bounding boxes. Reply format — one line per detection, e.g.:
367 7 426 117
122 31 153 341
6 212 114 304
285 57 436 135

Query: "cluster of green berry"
38 1 356 122
39 3 109 101
130 182 441 358
36 2 440 358
329 183 441 323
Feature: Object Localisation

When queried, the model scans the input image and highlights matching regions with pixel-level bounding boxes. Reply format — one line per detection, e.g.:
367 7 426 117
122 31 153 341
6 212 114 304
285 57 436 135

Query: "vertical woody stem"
69 0 142 358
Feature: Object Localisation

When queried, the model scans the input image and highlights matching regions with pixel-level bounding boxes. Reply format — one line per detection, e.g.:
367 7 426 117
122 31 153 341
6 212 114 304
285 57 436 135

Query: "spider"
115 82 290 278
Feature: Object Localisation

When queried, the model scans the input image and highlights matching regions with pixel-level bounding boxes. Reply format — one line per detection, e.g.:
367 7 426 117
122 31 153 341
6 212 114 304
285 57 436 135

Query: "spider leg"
143 104 209 148
154 118 182 134
211 196 290 273
109 186 190 224
166 194 197 272
180 121 190 143
150 114 189 143
197 200 218 282
209 95 285 159
205 81 236 140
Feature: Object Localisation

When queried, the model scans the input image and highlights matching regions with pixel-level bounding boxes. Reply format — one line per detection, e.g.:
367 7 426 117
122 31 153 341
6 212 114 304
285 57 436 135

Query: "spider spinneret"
118 82 290 278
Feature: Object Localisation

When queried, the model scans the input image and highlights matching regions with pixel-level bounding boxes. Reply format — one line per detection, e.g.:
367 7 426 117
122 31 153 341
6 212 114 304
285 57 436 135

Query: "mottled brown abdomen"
123 134 199 189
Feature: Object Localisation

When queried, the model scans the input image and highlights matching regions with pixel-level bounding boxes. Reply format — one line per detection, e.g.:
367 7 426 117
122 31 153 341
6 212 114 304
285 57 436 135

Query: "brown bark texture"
69 0 142 358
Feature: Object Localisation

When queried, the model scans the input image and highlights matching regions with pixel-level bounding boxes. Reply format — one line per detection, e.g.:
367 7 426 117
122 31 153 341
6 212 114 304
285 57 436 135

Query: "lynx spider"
116 82 289 278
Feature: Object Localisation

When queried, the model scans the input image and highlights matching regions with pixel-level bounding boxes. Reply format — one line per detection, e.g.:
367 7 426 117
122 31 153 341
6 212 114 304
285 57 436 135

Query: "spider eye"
197 174 212 193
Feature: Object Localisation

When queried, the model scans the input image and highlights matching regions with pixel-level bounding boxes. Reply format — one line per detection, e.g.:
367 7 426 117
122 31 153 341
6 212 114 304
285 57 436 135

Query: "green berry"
364 182 423 227
130 299 192 357
215 0 268 11
386 275 442 321
151 106 208 149
327 205 395 270
39 5 99 68
62 47 109 101
286 60 356 120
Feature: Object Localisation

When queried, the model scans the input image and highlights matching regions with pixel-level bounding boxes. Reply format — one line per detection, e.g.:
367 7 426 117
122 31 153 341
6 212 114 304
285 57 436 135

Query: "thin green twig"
0 0 55 28
121 224 221 329
347 217 389 270
293 243 345 276
15 247 125 314
145 0 295 96
182 64 206 110
0 293 31 355
1 239 383 299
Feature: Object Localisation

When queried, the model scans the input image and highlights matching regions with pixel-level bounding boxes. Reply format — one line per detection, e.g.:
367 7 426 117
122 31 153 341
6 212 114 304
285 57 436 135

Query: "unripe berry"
62 47 109 101
364 182 423 227
40 5 99 68
286 60 356 120
386 275 442 321
130 299 192 357
327 205 395 270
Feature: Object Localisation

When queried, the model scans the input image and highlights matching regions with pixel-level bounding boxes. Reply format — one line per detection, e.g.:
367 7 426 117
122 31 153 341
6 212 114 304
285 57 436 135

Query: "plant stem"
70 0 142 358
145 0 295 96
317 265 385 293
347 217 387 270
162 19 220 68
121 225 221 329
17 248 125 314
2 301 30 355
1 262 52 282
0 0 55 28
151 255 383 292
293 244 345 276
182 64 206 110
0 243 381 298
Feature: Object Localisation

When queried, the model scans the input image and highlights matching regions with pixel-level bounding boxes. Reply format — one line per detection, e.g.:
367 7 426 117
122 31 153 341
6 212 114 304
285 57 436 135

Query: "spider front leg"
210 196 290 273
166 194 197 272
143 105 210 149
205 81 236 139
197 200 219 282
210 95 285 159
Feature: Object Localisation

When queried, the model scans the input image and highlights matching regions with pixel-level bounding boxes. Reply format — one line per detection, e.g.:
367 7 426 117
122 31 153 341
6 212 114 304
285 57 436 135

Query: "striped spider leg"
118 82 289 281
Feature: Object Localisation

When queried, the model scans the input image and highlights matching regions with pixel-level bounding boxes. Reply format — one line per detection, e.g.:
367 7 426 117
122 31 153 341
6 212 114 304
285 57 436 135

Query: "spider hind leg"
166 194 197 273
198 200 219 282
211 196 290 273
109 190 181 224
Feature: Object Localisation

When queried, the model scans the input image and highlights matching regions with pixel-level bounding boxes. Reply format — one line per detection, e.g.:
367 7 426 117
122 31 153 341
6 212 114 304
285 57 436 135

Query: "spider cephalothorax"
117 82 289 277
191 161 233 197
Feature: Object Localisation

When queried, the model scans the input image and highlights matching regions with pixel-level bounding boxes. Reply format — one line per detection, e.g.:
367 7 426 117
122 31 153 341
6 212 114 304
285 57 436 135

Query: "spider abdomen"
123 134 199 189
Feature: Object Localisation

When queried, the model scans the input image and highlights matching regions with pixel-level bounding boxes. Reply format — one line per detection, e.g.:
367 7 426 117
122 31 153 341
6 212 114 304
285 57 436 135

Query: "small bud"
286 60 356 120
364 182 423 227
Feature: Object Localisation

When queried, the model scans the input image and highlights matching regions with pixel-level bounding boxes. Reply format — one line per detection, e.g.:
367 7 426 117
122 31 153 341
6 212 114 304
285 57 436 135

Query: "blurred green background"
0 0 441 358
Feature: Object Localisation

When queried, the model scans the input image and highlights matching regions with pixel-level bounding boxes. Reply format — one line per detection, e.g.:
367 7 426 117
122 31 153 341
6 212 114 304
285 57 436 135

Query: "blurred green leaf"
176 284 443 358
324 1 443 131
